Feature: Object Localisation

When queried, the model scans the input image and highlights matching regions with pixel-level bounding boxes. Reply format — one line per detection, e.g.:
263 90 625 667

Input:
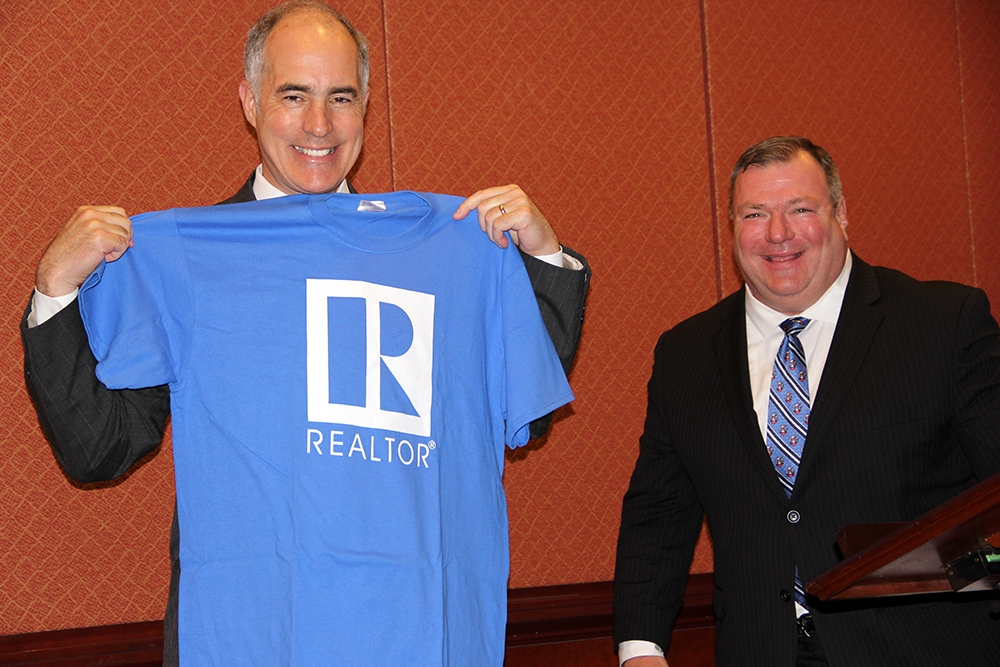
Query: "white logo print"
306 279 434 436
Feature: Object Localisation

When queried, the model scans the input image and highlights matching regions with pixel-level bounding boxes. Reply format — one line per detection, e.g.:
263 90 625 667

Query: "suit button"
787 510 800 523
780 589 792 602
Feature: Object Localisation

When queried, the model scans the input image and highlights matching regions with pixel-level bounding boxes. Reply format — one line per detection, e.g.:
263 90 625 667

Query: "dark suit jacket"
22 173 591 666
614 256 1000 666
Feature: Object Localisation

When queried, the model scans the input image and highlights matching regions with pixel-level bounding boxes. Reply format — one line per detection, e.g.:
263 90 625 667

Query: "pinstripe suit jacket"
614 256 1000 666
22 173 590 666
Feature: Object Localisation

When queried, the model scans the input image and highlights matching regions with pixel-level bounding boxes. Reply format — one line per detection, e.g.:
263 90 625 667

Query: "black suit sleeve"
612 332 705 654
950 286 1000 480
21 297 170 483
520 246 591 439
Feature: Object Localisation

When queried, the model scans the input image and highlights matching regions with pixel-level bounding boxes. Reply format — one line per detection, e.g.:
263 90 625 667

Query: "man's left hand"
454 184 561 257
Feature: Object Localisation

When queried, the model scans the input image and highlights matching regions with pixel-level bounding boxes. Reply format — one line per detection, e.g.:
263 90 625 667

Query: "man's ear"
836 197 849 240
238 81 258 129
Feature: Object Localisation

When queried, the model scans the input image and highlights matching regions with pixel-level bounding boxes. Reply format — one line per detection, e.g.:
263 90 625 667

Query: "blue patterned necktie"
766 317 811 606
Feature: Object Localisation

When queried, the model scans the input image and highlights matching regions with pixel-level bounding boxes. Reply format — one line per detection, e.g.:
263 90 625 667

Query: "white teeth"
295 146 335 157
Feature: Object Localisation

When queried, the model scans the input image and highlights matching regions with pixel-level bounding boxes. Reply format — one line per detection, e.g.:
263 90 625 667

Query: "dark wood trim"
0 620 163 667
507 573 714 647
0 574 715 664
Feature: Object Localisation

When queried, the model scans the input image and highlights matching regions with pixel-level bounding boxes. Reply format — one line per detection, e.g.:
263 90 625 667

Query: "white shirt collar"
745 250 853 339
251 164 351 201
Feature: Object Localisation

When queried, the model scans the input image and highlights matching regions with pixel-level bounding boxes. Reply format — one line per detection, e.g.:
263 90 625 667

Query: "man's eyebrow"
736 196 822 212
327 86 359 97
275 83 311 94
274 83 359 97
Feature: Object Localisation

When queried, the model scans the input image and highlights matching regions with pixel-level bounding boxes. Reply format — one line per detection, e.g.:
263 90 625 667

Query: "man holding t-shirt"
21 2 589 665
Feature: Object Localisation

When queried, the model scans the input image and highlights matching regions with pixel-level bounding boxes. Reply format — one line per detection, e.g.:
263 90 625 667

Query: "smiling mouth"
763 251 804 263
294 146 337 157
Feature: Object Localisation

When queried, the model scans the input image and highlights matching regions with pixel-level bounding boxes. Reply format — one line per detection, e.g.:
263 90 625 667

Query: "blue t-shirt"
79 191 574 667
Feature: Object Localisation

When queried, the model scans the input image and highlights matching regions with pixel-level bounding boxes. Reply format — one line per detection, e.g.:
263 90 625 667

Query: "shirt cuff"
29 288 79 328
619 640 665 665
531 246 583 270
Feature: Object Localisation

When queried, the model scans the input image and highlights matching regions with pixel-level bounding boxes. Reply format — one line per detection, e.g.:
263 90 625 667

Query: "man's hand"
35 206 134 297
623 657 669 667
453 184 561 257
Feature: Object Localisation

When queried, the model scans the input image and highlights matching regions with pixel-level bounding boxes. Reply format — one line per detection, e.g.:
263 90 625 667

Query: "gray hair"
729 136 842 219
244 1 369 98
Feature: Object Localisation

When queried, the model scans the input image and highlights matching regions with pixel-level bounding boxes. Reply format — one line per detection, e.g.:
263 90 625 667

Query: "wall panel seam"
953 0 976 286
380 0 397 191
699 0 723 302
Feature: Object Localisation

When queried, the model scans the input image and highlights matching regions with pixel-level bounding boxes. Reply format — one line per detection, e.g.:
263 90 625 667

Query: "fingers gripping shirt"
79 191 573 667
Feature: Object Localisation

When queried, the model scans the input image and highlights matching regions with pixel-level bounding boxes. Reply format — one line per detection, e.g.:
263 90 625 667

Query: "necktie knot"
780 317 810 337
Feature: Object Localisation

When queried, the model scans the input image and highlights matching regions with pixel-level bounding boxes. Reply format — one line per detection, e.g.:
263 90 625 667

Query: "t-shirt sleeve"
501 241 574 448
78 210 190 390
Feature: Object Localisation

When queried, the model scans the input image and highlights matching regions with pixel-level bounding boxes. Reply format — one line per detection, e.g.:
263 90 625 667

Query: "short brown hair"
729 136 842 219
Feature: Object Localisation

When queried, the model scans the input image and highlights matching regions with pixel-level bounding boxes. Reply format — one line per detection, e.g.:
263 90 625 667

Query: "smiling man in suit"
614 136 1000 666
21 2 589 665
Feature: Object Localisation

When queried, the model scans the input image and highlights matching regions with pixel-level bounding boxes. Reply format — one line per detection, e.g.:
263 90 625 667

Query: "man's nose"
304 102 333 137
766 213 793 243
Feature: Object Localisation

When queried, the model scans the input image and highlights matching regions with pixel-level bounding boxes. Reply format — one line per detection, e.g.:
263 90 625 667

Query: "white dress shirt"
619 252 853 666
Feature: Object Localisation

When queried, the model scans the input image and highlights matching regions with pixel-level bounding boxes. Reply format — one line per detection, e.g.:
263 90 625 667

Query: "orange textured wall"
2 0 998 635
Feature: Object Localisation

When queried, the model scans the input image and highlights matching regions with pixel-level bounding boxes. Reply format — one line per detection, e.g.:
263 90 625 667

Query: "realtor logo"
306 279 434 436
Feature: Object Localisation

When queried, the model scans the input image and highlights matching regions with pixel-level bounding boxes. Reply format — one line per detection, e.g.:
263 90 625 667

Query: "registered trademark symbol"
428 440 437 449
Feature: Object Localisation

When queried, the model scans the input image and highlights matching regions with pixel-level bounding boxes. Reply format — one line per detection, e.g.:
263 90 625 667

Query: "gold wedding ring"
498 204 506 216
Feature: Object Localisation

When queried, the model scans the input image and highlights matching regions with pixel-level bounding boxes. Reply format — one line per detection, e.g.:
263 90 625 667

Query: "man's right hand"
35 206 133 297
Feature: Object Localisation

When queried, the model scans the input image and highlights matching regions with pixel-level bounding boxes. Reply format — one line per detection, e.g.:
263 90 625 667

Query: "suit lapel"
715 289 794 503
216 173 256 205
796 257 884 482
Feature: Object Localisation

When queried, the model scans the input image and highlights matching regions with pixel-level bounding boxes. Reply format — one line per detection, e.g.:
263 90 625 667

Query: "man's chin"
271 161 350 195
289 178 347 196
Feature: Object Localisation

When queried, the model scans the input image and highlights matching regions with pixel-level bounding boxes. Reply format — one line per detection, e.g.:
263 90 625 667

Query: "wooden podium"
807 472 1000 601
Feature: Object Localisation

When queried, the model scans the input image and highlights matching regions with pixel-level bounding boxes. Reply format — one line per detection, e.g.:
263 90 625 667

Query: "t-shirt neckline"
308 190 437 252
